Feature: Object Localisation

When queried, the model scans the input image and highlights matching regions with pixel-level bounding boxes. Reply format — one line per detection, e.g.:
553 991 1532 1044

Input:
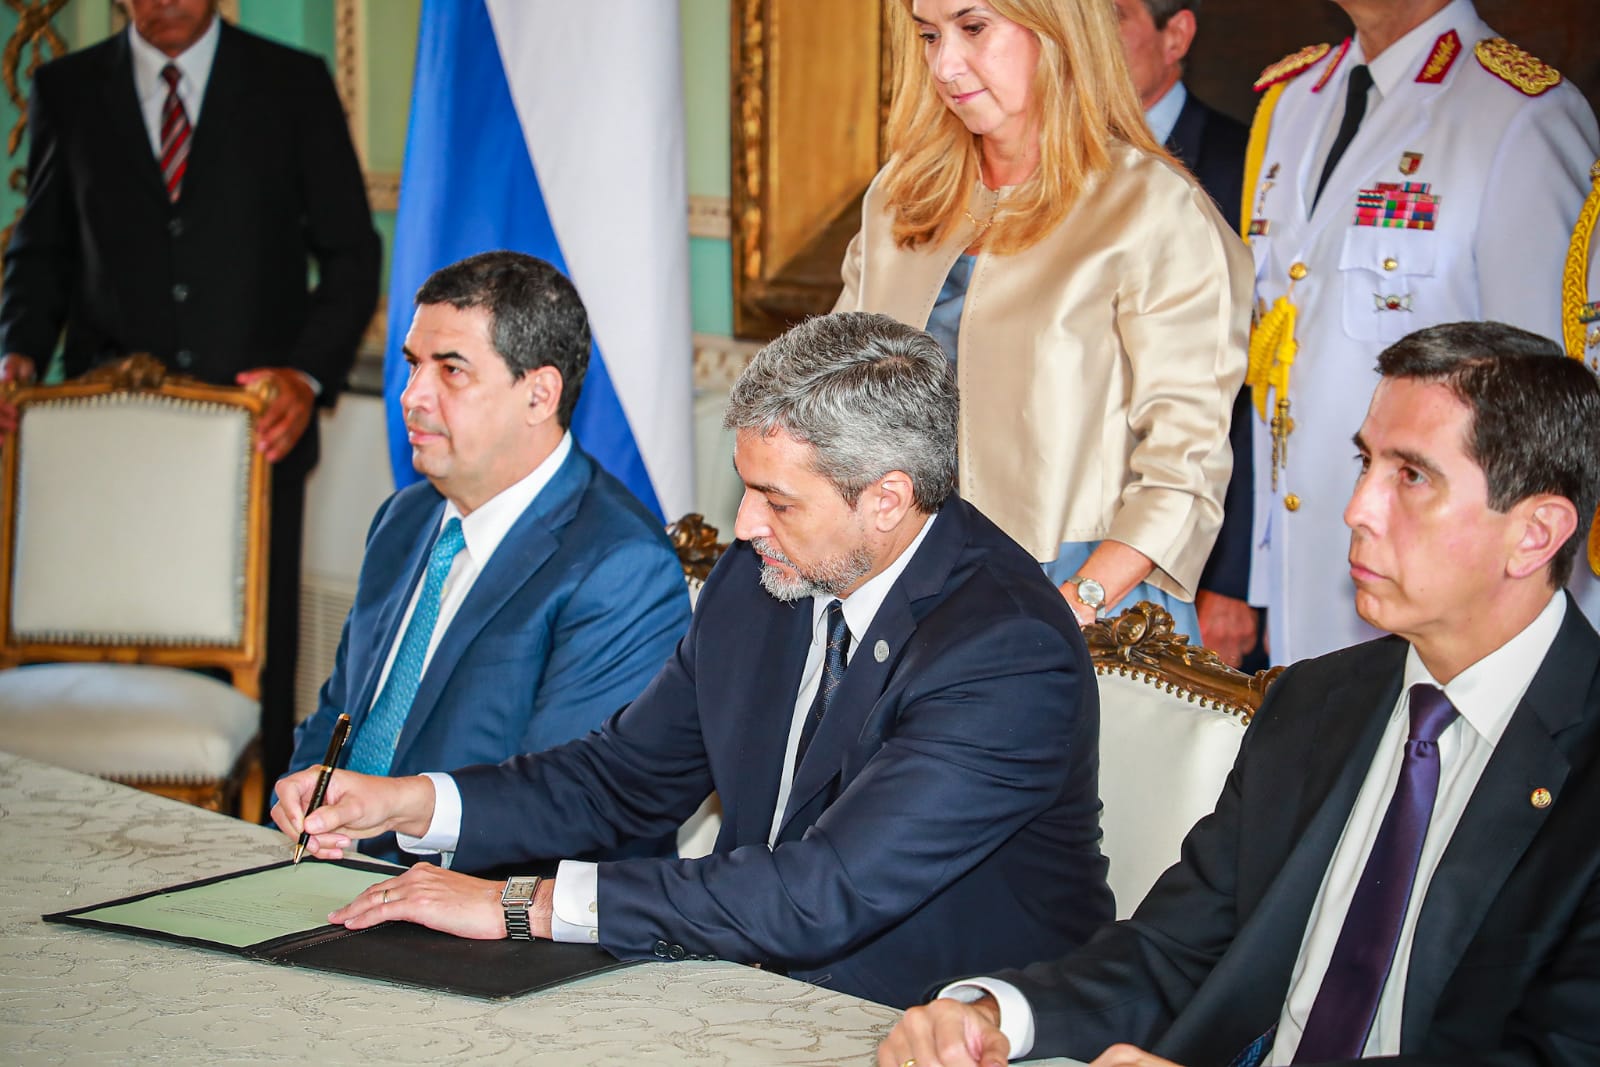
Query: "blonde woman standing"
837 0 1250 633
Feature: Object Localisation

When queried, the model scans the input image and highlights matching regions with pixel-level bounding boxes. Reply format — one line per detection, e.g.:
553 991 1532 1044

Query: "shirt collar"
1357 0 1472 99
810 509 939 652
1144 80 1187 147
440 432 574 569
1400 591 1567 747
128 12 221 106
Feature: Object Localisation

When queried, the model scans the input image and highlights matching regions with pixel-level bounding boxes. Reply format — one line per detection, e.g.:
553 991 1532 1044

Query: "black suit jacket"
0 22 380 473
1005 597 1600 1066
1166 91 1253 604
449 497 1114 1008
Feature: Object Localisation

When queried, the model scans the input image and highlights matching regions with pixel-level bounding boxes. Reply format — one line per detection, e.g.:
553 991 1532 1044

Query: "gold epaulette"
1253 44 1331 93
1474 38 1563 97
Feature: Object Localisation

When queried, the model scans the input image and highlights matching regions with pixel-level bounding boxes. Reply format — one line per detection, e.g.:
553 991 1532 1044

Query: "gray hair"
723 312 958 513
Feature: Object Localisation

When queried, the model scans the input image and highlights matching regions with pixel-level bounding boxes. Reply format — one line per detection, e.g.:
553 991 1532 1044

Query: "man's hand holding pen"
271 766 550 941
270 768 437 861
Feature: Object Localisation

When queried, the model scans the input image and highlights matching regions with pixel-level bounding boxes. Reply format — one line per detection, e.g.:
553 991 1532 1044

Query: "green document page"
81 862 390 948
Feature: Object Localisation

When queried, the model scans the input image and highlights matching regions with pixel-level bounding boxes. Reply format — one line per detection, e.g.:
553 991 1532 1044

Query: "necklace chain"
963 184 1001 242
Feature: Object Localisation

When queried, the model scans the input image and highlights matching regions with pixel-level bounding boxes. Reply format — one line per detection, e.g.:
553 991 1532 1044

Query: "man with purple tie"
879 321 1600 1067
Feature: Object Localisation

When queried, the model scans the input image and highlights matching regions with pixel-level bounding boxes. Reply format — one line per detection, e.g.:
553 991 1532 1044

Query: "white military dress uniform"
1563 159 1600 622
1243 0 1600 662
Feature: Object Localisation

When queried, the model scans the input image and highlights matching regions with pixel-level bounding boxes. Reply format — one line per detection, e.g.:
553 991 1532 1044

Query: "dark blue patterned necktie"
1293 683 1457 1061
793 599 848 768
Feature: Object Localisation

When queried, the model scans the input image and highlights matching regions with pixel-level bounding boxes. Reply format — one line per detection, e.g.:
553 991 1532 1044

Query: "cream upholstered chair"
0 354 271 816
1086 602 1282 918
666 512 728 857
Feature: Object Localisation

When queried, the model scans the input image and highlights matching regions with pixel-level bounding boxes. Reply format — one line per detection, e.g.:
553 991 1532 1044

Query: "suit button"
652 940 669 958
172 283 189 303
174 349 193 369
168 218 184 237
668 944 686 961
1288 262 1308 281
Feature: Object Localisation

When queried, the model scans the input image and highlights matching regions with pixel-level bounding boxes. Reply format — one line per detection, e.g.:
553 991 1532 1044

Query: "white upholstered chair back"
0 355 271 815
1087 602 1281 919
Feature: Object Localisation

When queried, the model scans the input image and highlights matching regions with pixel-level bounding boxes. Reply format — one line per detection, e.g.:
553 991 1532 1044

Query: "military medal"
1399 151 1423 175
1355 183 1439 230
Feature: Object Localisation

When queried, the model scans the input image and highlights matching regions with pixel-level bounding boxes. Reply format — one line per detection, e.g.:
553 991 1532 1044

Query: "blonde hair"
881 0 1174 254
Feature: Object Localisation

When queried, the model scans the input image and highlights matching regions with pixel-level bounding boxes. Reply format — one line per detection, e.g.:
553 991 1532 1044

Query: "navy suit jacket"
450 496 1113 1008
291 445 690 860
1005 598 1600 1066
1166 91 1254 604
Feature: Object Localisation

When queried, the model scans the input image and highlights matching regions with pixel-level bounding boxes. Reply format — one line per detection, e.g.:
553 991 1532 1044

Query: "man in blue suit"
286 251 689 862
274 311 1112 1008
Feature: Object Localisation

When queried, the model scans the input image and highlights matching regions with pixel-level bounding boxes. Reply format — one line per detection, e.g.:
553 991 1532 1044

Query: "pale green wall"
0 0 735 337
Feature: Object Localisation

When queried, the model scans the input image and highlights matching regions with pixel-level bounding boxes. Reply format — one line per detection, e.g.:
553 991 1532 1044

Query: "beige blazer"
836 144 1251 599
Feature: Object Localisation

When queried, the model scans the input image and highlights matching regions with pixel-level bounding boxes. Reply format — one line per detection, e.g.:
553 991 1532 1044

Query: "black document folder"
44 858 634 1000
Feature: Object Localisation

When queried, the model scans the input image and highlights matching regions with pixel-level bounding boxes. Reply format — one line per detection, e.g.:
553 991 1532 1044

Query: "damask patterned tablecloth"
0 752 910 1065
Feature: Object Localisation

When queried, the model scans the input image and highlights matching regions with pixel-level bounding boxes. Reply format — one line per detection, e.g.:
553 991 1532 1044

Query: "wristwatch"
1066 575 1106 615
501 876 543 940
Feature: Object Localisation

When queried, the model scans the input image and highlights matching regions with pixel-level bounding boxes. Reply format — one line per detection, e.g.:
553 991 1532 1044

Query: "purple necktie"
1293 683 1458 1062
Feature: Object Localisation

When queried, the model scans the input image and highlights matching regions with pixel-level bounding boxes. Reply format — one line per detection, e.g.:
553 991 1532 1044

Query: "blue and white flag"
384 0 694 520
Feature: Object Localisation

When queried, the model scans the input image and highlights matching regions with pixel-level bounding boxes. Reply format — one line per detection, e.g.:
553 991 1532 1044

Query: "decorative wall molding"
688 194 729 240
693 332 761 393
333 0 364 165
1 0 69 250
366 170 399 213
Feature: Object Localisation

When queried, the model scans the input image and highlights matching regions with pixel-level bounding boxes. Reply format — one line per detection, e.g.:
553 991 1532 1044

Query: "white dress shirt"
126 16 220 157
946 592 1567 1061
1144 80 1187 148
371 433 573 724
405 510 941 944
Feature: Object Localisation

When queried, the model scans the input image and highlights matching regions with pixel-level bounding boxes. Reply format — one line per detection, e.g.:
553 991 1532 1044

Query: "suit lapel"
1166 640 1408 1060
100 32 167 202
726 576 813 847
388 451 592 766
347 500 443 734
180 22 244 205
1166 93 1205 170
775 504 968 841
1400 603 1600 1047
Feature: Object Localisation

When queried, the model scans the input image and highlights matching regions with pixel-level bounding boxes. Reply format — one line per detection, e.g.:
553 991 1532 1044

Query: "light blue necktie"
347 517 466 775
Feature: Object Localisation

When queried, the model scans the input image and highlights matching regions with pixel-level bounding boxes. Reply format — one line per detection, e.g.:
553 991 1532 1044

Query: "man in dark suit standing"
285 252 689 864
1115 0 1259 670
272 311 1113 1010
0 0 382 798
879 321 1600 1067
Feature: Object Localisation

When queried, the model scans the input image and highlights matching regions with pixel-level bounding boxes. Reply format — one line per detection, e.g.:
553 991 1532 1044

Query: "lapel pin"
1399 151 1423 175
1531 788 1552 809
873 639 889 663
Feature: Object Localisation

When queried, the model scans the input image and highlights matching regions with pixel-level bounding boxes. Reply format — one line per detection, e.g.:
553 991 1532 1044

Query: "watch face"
1077 577 1105 607
502 877 539 904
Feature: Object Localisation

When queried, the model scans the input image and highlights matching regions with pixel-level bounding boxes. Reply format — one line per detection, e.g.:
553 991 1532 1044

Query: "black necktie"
793 600 848 768
1292 684 1458 1062
1312 63 1372 210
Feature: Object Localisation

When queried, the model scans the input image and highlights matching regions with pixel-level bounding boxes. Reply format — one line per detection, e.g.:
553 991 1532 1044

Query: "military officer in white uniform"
1242 0 1599 663
1564 159 1600 622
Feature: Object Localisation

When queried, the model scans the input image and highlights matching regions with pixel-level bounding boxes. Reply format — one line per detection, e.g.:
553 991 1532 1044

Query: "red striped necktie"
159 63 191 202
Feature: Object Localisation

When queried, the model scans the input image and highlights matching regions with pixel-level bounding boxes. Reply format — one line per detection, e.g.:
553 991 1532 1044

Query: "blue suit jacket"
290 445 690 859
449 496 1113 1008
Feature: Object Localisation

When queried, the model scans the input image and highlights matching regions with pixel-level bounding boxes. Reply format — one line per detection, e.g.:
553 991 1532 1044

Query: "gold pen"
293 712 351 865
